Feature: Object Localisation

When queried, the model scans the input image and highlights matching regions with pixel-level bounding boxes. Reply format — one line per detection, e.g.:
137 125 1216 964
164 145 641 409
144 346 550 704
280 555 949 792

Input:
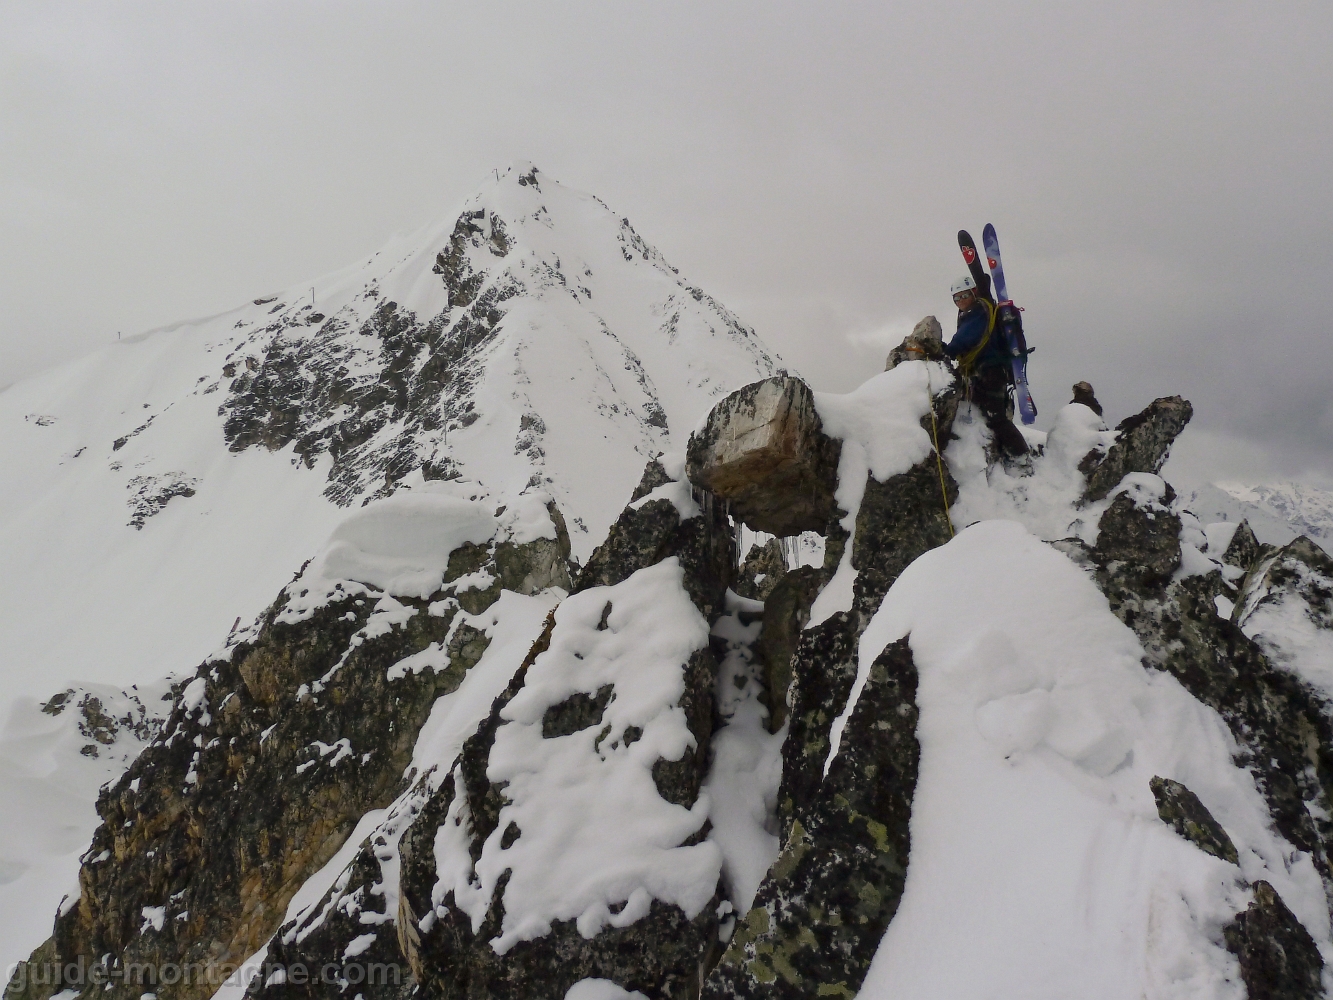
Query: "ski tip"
957 229 973 243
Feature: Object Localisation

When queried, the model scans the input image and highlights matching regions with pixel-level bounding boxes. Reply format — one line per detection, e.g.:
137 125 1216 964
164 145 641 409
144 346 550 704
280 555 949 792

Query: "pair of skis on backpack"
958 224 1037 425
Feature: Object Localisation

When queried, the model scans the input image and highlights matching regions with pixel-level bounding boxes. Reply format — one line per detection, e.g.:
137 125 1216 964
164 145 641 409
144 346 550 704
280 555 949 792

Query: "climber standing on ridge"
942 274 1029 459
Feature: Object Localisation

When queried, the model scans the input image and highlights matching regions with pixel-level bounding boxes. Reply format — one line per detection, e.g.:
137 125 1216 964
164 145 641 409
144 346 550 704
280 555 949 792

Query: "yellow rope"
925 362 955 539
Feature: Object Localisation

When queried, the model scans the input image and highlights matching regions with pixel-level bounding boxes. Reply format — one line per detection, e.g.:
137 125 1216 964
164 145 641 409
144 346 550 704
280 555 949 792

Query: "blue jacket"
944 299 1009 373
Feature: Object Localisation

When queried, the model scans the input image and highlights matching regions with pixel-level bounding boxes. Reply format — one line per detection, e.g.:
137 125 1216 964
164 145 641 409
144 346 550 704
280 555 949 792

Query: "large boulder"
686 377 841 537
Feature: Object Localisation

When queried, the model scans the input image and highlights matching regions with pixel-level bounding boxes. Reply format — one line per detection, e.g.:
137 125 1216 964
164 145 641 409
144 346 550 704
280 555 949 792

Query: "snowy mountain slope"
0 680 173 963
9 363 1333 1000
0 162 780 710
856 520 1326 999
1184 482 1333 555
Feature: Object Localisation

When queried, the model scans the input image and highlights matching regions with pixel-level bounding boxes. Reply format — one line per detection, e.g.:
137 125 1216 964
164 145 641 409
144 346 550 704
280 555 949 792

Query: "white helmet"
951 274 977 296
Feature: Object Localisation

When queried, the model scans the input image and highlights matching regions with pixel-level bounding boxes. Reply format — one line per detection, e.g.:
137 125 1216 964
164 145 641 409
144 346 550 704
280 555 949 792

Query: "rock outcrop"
695 370 956 998
755 566 822 733
705 636 918 1000
8 497 573 1000
884 316 943 371
1081 395 1193 502
736 539 789 602
1149 776 1239 864
16 358 1333 1000
1075 489 1333 893
685 377 841 538
1224 881 1325 1000
242 458 735 1000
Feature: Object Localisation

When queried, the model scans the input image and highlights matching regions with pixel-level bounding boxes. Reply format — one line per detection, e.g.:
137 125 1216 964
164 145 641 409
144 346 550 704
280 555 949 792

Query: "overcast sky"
3 2 1331 490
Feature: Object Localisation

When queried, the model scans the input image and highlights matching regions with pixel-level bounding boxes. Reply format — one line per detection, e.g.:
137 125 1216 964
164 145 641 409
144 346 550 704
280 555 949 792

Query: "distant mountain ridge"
0 163 781 964
1184 481 1333 554
0 161 782 702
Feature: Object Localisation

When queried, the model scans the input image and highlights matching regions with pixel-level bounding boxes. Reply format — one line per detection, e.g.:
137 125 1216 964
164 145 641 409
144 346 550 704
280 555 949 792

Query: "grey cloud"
2 2 1330 484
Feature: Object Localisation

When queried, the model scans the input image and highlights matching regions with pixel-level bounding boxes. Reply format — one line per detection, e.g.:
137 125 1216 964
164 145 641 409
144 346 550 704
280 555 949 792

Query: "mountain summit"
0 162 781 701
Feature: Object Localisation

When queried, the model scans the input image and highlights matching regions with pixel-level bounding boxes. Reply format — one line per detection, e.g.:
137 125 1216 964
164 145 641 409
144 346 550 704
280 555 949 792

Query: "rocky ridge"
9 356 1333 1000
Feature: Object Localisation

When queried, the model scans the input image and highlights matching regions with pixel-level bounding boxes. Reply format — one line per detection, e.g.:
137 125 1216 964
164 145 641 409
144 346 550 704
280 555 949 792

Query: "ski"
981 223 1037 425
957 230 993 301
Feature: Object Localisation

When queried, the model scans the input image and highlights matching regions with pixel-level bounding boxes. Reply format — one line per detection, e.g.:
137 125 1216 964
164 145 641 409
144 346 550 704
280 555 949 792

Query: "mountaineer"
941 274 1029 458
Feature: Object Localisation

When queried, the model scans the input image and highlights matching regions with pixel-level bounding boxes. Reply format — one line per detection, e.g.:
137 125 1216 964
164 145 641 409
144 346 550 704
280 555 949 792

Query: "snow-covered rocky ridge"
0 161 779 706
1186 482 1333 555
0 163 780 975
11 346 1333 1000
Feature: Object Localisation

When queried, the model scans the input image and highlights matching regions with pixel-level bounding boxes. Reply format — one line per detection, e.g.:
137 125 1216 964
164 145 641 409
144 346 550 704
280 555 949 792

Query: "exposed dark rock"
1094 489 1182 593
543 683 615 739
1222 520 1267 572
1236 536 1333 638
578 460 735 622
686 377 842 537
219 207 534 506
1149 776 1238 863
3 938 56 1000
39 687 165 752
255 462 735 999
493 502 575 595
43 592 453 998
736 538 788 601
705 635 918 1000
126 472 199 528
1224 881 1324 1000
629 457 674 502
12 517 571 1000
1081 396 1192 502
755 566 822 733
850 459 958 625
1082 488 1333 897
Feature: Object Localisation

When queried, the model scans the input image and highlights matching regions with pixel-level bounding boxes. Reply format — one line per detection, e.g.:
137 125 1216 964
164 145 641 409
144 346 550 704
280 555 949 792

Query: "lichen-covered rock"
884 316 943 371
1224 881 1324 1000
704 635 918 1000
735 538 789 602
1222 519 1267 573
1149 776 1239 863
1234 535 1333 655
1077 486 1333 896
1081 396 1193 502
11 501 572 1000
251 461 735 1000
686 377 842 537
850 460 958 624
1094 487 1182 593
578 459 735 621
755 566 822 733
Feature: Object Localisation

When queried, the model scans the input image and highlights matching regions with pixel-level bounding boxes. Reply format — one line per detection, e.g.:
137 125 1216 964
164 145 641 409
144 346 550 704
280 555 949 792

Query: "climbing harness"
956 297 998 379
